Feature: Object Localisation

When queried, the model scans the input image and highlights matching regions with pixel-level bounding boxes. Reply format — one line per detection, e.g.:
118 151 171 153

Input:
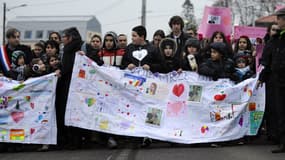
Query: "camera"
32 64 40 72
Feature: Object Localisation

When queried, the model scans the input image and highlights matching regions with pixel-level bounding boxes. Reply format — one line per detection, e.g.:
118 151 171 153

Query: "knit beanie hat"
12 50 25 66
210 42 227 56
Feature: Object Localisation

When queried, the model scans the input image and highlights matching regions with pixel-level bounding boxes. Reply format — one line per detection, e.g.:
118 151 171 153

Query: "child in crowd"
8 50 28 81
26 58 48 78
233 35 256 73
181 38 203 72
152 38 181 73
32 42 45 59
47 55 61 74
121 25 160 72
198 42 237 81
202 31 233 60
233 51 255 83
99 31 125 67
90 34 102 50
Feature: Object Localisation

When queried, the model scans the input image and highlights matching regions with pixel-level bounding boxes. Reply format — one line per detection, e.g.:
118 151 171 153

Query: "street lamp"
2 3 27 45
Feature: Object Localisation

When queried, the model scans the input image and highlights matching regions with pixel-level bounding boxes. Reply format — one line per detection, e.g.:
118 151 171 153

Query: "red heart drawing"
11 111 24 123
30 102 34 109
172 84 184 97
30 128 35 134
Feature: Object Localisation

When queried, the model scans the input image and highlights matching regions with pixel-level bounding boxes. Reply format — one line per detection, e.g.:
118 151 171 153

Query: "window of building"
24 30 32 39
36 30 44 39
47 30 54 39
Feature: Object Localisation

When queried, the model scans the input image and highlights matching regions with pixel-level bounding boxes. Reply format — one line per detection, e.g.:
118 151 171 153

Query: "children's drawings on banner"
198 6 232 38
0 74 57 144
65 54 265 144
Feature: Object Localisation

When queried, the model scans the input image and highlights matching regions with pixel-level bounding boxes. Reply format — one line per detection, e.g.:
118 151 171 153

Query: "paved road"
1 136 285 160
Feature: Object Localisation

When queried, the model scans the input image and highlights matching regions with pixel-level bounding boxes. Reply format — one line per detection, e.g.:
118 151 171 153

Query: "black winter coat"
198 58 238 81
259 30 285 86
121 42 160 72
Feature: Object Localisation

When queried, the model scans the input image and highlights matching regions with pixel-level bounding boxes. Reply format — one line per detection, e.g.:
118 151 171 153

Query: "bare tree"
212 0 285 26
182 0 197 30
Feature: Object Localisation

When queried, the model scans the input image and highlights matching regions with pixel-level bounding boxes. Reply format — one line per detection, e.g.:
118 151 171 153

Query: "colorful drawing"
25 96 31 102
85 97 96 107
10 129 25 141
0 96 9 109
78 69 86 79
214 91 226 101
250 111 264 135
12 84 25 91
248 102 256 111
172 83 184 97
124 73 146 87
201 125 209 134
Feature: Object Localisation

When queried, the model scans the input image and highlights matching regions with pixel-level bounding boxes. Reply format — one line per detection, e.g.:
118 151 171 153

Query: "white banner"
0 74 57 144
65 54 265 144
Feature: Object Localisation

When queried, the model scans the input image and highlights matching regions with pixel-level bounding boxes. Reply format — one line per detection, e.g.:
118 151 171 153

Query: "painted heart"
11 111 24 123
172 84 184 97
30 128 35 135
30 102 35 109
167 101 184 116
132 49 148 61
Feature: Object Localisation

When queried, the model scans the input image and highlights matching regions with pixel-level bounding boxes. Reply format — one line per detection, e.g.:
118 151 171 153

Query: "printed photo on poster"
207 15 221 24
146 82 157 95
145 107 162 126
188 85 202 102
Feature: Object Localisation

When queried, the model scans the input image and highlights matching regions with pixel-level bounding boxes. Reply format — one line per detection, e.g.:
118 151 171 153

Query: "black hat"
184 38 200 51
273 8 285 16
210 42 227 56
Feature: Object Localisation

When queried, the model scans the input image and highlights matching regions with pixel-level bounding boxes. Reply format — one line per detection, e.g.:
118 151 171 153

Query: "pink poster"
275 5 285 11
197 6 232 39
234 26 266 40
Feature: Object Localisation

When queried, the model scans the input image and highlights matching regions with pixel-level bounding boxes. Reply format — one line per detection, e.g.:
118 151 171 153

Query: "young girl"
233 52 254 83
98 31 125 67
198 42 237 81
181 38 203 72
202 31 233 60
233 36 256 73
152 38 181 73
47 55 61 74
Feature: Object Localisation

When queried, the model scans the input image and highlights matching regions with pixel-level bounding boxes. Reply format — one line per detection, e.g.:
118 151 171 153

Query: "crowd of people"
0 8 285 153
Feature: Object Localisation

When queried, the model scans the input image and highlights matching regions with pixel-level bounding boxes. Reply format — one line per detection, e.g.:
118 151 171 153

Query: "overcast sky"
0 0 214 41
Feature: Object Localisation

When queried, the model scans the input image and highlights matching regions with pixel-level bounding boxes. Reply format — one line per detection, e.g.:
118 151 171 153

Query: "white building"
6 15 101 45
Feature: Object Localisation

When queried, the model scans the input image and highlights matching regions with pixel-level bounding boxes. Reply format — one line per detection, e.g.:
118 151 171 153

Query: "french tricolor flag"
0 45 11 72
